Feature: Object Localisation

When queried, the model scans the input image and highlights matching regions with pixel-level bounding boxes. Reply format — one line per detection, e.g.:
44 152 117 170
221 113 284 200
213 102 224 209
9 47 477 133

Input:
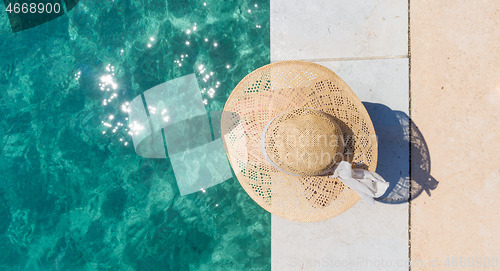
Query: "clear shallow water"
0 0 270 269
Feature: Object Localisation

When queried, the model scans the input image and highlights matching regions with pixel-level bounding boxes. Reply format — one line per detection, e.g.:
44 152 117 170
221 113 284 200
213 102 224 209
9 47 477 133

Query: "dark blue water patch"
101 187 127 219
5 111 31 133
40 236 87 269
0 235 27 269
85 220 104 241
0 194 12 234
60 87 86 113
167 0 193 18
0 62 14 84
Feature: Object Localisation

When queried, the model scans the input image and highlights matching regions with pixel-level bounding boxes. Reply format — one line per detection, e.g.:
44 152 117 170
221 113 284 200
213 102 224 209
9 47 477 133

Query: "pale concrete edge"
269 0 412 269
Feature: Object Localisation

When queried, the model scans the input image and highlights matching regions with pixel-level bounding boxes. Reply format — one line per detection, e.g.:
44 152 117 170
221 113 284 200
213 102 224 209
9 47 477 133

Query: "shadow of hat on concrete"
363 102 438 204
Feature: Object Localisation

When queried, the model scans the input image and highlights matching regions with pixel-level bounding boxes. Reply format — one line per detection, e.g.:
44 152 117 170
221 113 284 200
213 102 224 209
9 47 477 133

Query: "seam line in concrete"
408 0 412 270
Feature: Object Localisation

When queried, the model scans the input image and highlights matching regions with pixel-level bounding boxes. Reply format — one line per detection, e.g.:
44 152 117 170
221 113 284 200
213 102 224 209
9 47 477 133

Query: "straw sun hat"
221 61 388 222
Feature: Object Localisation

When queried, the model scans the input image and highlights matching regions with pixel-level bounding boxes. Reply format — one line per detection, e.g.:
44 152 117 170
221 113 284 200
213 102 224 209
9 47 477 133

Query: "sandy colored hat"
221 61 386 222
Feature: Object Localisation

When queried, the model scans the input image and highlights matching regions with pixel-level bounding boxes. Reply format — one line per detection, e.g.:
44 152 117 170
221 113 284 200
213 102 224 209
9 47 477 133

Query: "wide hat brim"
221 61 378 222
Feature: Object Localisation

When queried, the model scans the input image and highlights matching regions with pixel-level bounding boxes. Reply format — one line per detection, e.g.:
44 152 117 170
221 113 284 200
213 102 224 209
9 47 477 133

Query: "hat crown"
263 108 344 176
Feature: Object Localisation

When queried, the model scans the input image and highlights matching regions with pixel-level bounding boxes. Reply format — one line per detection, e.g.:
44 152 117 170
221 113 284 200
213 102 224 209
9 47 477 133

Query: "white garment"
331 161 389 205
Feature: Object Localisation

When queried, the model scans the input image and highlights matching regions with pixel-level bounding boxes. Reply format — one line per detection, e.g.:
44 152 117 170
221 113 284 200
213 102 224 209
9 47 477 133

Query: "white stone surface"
324 58 409 114
270 60 409 270
271 0 409 269
272 202 408 271
271 0 408 60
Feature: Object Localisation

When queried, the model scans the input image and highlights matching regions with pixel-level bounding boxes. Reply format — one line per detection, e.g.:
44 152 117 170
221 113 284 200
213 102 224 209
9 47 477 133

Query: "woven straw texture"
264 108 344 176
221 61 378 222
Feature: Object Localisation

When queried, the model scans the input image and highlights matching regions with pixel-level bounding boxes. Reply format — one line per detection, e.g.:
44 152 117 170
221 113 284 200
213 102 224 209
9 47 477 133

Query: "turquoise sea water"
0 0 270 270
